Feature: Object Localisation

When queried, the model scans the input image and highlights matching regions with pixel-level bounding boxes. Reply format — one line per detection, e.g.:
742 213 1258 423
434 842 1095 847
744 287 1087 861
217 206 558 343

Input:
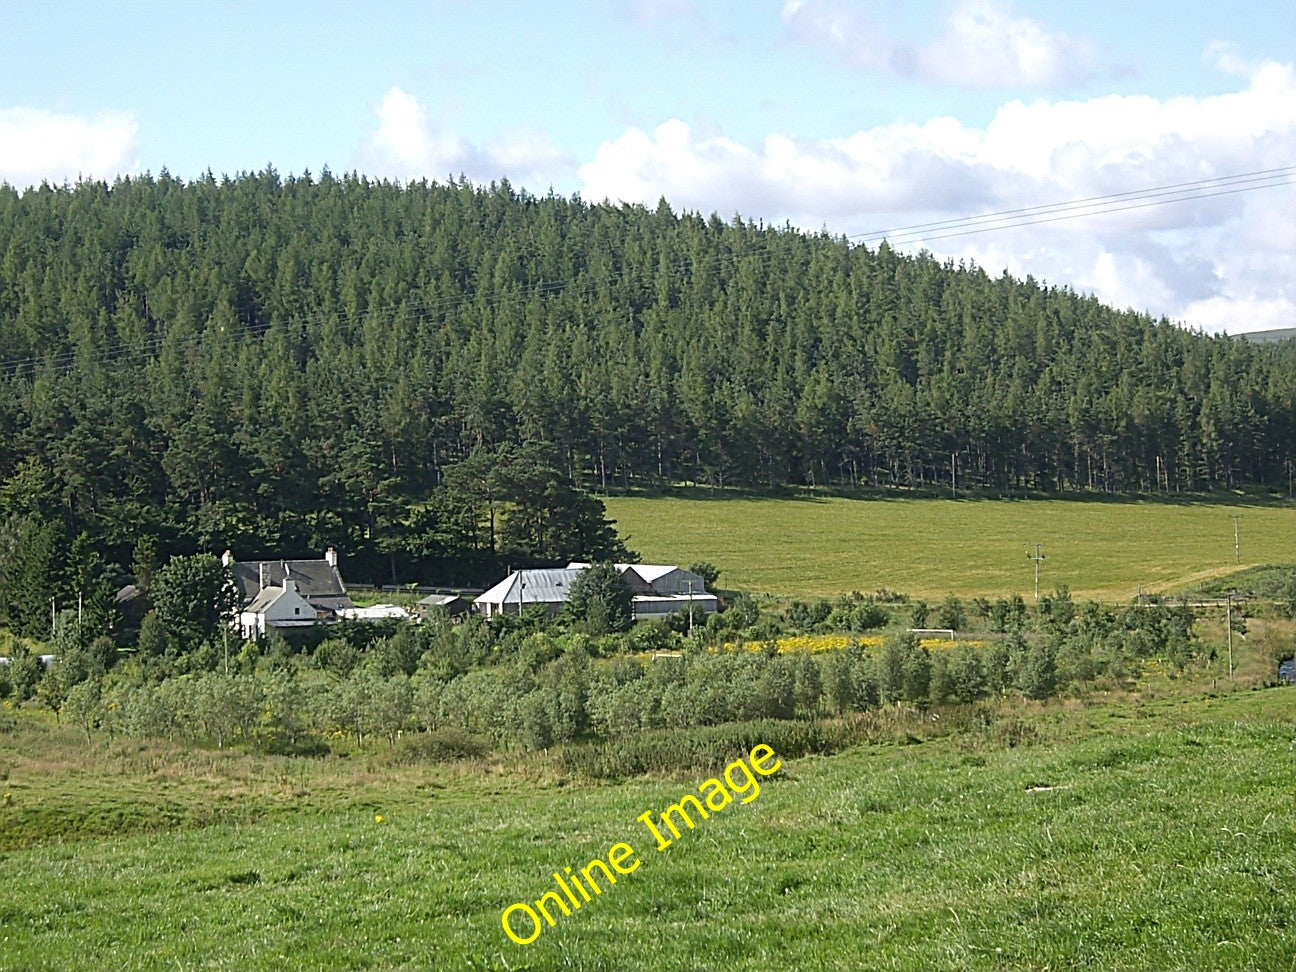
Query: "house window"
294 607 301 615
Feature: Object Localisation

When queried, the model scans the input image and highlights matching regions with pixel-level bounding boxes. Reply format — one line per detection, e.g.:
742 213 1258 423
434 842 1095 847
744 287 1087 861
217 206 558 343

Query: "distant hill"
0 171 1292 577
1241 327 1296 344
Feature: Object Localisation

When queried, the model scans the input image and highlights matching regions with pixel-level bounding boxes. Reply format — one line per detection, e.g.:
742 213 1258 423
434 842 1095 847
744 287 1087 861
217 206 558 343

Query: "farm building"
570 563 719 620
334 604 412 622
414 594 472 622
475 563 718 620
474 568 583 617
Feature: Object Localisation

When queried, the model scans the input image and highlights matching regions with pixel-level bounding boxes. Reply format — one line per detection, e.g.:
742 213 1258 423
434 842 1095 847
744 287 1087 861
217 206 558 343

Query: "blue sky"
1 1 1293 333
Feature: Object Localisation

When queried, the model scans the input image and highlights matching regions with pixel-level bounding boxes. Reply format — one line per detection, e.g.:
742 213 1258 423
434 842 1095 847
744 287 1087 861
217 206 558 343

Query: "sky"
1 1 1293 335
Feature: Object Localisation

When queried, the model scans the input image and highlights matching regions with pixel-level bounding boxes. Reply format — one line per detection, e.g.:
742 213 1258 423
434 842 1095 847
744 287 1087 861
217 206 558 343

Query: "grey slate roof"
232 559 353 611
242 585 289 615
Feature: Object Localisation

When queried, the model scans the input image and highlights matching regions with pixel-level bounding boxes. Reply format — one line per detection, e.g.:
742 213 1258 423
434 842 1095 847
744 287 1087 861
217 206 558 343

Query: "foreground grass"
604 492 1296 599
1 689 1293 971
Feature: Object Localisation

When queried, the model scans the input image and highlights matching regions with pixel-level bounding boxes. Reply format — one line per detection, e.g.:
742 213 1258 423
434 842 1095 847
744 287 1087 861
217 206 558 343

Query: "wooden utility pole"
1027 544 1045 603
1226 594 1234 678
686 579 694 638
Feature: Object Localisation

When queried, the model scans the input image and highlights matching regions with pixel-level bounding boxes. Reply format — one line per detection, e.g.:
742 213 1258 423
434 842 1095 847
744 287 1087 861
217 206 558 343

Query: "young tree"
687 562 721 591
1018 641 1057 700
62 678 103 742
909 600 930 628
190 672 260 748
371 674 414 744
791 652 822 715
936 596 966 631
563 563 633 634
1 516 66 638
136 609 171 660
131 536 160 593
900 640 933 702
151 554 238 651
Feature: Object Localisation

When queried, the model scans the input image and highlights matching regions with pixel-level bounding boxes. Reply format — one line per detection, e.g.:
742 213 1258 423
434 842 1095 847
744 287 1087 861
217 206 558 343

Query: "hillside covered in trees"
0 170 1292 589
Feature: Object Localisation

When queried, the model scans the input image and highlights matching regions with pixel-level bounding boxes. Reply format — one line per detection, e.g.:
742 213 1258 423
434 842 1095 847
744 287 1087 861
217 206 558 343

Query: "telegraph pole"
1027 544 1045 604
1230 514 1242 565
686 579 694 638
1226 593 1234 678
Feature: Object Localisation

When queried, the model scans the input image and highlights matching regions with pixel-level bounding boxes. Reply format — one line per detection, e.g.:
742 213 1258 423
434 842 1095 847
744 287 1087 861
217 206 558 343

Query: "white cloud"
578 57 1296 333
783 0 1103 89
0 106 139 189
579 116 999 219
357 87 573 189
920 0 1099 87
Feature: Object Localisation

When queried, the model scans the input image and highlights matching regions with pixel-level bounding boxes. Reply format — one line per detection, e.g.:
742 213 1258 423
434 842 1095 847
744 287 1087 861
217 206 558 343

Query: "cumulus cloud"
782 0 1104 89
356 87 574 189
578 57 1296 333
0 105 140 189
579 116 1000 218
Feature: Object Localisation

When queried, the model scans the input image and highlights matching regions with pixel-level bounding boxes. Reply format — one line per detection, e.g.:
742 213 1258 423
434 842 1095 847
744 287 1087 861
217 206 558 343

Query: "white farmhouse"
225 547 356 638
237 578 318 639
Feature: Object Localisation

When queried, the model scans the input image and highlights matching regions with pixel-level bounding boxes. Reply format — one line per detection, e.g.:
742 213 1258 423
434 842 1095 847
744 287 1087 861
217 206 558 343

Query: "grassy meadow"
604 492 1296 600
5 492 1294 970
2 689 1293 971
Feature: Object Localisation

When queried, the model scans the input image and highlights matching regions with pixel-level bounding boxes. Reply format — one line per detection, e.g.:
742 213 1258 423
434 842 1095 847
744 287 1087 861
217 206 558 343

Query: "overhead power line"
849 166 1295 246
874 179 1292 248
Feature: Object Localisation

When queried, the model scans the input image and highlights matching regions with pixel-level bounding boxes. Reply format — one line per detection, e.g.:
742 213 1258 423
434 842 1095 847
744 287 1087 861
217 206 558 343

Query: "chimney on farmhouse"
325 547 338 568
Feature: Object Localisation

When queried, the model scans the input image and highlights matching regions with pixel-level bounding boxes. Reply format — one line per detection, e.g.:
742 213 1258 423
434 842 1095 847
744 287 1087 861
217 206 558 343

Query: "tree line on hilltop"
0 171 1292 590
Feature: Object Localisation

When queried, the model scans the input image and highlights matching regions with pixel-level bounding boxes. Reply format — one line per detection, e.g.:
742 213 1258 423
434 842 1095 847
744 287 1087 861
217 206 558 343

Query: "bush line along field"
605 493 1296 600
1 690 1292 970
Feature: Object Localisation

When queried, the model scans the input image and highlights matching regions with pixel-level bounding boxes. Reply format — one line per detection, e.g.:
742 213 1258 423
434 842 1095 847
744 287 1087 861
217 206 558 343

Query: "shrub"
315 638 361 677
380 728 491 765
260 738 331 757
1018 642 1057 700
626 620 677 654
559 719 846 778
853 602 889 630
936 596 966 631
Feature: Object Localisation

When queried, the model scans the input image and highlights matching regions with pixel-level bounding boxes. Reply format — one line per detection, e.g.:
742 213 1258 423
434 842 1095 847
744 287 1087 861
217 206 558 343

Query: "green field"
2 690 1293 970
604 493 1296 600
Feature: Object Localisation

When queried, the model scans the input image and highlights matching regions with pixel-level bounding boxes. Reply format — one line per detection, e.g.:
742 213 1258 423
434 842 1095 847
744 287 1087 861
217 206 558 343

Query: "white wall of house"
238 580 317 639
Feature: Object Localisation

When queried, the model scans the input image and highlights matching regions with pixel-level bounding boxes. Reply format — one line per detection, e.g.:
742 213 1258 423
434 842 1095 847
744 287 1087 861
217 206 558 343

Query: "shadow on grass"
604 483 1296 509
